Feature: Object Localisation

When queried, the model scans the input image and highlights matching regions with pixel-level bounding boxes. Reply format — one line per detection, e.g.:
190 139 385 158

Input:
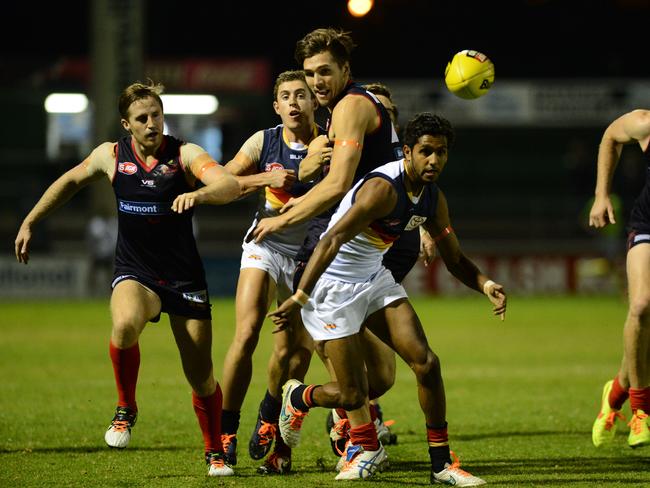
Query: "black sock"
429 445 451 473
290 384 310 411
221 409 240 435
259 390 281 422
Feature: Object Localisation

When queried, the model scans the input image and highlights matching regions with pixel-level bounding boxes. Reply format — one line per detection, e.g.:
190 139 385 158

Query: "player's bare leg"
624 244 650 447
371 298 485 486
220 268 275 464
257 315 313 474
171 315 232 475
104 280 160 448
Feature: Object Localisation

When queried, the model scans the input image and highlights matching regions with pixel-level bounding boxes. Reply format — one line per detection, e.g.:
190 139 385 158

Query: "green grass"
1 296 650 487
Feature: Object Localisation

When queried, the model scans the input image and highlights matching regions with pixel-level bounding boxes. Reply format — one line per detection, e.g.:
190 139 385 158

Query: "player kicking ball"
268 112 506 484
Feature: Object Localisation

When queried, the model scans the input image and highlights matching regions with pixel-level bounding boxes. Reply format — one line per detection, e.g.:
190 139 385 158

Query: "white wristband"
483 280 496 295
290 289 310 307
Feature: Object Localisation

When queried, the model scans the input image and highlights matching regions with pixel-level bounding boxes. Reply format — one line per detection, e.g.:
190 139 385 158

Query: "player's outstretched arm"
172 145 242 212
591 109 650 228
15 144 110 264
425 190 506 320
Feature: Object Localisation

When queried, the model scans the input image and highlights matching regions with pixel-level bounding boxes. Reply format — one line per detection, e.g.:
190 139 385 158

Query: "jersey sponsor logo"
141 179 155 187
118 199 171 215
265 162 285 172
182 289 208 303
247 254 263 260
289 154 304 160
324 323 337 330
118 162 137 175
404 215 427 231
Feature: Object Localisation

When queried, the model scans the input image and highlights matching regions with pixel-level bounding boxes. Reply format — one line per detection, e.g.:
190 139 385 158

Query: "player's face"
273 80 317 130
121 96 164 151
404 134 448 184
303 51 350 108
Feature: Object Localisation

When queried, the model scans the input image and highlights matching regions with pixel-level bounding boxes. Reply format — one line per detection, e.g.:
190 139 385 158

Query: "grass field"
1 296 649 487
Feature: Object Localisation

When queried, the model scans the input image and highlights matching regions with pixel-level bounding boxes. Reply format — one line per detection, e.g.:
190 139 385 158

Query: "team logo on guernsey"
182 290 208 303
118 162 137 175
155 162 179 176
324 323 337 330
404 215 427 231
265 162 284 172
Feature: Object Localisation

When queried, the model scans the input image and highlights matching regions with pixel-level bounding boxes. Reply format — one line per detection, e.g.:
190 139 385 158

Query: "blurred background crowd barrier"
2 0 645 299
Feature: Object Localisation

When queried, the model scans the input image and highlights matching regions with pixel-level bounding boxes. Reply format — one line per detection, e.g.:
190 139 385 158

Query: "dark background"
3 0 648 295
4 0 649 83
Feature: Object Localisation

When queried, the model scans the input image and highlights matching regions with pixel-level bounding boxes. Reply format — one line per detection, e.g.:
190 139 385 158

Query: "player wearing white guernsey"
268 113 506 484
14 81 293 477
250 28 436 456
206 71 329 475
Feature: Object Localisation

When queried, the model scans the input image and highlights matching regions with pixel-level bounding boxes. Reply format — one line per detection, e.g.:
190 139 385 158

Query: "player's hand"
308 135 333 166
15 224 32 264
246 215 286 243
484 281 507 321
280 194 306 214
589 195 616 228
267 298 301 333
267 169 296 189
419 228 436 266
172 191 199 213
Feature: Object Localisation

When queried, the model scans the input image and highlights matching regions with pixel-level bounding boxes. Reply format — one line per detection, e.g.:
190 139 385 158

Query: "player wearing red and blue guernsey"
590 109 650 449
112 134 211 316
15 80 293 477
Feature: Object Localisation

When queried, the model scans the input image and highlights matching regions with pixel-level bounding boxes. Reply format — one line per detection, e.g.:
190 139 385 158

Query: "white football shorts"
240 240 296 300
301 266 407 341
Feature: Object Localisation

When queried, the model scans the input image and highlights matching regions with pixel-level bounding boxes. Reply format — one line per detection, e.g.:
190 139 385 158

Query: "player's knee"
629 295 650 321
411 350 441 383
233 327 262 356
338 387 367 411
111 316 143 347
272 341 292 365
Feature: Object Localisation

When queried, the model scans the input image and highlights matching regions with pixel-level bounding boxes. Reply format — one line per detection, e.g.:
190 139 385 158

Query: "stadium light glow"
44 93 89 114
161 95 219 115
348 0 373 17
44 93 219 115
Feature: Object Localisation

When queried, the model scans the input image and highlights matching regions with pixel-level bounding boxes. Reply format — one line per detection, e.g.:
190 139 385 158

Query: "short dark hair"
403 113 455 148
273 70 311 101
118 80 164 119
363 82 392 99
295 28 355 67
363 82 399 123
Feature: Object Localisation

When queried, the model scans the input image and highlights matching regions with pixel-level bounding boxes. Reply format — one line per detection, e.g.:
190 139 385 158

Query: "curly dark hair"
294 27 356 68
403 112 455 148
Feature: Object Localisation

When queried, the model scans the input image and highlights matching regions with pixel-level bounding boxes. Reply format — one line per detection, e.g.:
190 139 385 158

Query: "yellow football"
444 50 495 100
